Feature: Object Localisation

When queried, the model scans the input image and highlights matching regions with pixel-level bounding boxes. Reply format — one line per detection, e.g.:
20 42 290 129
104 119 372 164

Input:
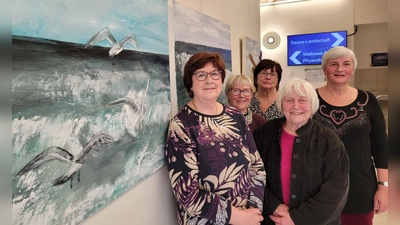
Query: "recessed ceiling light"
260 0 311 7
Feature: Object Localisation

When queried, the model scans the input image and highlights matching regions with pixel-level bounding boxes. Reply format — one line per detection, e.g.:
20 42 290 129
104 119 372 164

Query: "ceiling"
260 0 311 6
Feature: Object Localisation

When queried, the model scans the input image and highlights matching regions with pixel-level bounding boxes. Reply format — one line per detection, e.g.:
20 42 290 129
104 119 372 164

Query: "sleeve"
252 125 283 216
368 92 388 168
245 125 266 212
164 117 232 224
290 129 350 225
253 113 267 130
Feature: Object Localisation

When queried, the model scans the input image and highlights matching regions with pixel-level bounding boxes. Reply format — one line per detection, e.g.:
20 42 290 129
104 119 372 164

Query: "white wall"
83 1 261 224
354 0 388 25
352 0 388 69
354 23 388 69
83 166 177 225
260 0 355 88
259 0 388 88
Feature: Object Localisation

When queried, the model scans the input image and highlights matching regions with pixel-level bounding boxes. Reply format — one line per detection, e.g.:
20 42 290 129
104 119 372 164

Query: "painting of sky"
173 1 230 50
12 0 168 55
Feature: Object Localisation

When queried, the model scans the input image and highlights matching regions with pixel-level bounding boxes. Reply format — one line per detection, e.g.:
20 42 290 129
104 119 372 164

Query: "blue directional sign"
287 31 347 66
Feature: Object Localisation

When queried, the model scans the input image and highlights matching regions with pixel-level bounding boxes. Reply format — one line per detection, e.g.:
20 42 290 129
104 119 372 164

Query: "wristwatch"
378 181 388 187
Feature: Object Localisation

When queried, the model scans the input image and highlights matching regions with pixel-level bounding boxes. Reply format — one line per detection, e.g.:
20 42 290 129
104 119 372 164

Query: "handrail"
376 95 388 100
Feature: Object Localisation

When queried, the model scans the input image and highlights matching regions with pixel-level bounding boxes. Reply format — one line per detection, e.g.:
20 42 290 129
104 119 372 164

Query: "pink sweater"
280 127 295 205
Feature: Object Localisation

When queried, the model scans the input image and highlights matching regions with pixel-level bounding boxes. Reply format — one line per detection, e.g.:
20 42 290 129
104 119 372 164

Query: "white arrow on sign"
331 33 345 47
289 51 301 65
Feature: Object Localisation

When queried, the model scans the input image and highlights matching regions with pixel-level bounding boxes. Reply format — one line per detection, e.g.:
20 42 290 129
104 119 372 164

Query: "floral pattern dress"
165 104 266 225
249 96 284 121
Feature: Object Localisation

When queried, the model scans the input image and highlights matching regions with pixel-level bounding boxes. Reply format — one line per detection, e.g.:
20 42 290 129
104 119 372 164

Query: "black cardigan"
253 118 349 225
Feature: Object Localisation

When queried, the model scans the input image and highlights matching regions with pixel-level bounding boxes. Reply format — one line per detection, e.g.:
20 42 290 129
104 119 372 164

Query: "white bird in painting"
106 95 138 113
106 79 150 137
85 27 139 57
14 132 114 188
14 146 74 178
53 132 114 187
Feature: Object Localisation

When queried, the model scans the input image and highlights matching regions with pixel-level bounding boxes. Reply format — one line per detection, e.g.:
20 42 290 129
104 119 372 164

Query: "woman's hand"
269 204 293 225
374 184 388 214
269 210 294 225
272 204 289 217
230 207 263 225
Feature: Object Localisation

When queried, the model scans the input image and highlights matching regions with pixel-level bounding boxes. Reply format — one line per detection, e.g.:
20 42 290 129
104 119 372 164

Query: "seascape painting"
173 1 232 111
242 36 261 77
12 0 169 224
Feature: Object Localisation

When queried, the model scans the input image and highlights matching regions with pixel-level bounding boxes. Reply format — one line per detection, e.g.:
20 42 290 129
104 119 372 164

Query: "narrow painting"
173 1 232 111
12 0 170 224
242 36 261 77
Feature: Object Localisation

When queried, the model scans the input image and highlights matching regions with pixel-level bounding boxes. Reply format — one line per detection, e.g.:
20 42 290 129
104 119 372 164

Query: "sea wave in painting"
12 36 170 225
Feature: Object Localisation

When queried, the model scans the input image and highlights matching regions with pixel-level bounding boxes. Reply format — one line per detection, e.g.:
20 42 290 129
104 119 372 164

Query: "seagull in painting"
106 79 150 137
14 132 114 188
106 95 138 112
53 132 114 186
14 146 74 178
85 27 139 57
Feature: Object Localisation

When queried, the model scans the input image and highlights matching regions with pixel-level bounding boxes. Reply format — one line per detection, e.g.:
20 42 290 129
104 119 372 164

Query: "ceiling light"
262 31 281 49
260 0 311 6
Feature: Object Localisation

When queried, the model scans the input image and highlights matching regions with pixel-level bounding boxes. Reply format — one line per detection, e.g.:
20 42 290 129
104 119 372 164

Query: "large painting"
173 1 232 111
12 0 170 225
242 36 261 77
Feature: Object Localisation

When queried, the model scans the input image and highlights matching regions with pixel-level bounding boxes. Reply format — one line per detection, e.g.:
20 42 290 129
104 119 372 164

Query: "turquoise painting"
12 0 170 224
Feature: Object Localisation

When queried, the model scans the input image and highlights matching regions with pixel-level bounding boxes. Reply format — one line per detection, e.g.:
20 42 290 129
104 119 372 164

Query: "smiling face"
282 86 311 128
323 55 354 85
191 62 222 102
227 85 252 114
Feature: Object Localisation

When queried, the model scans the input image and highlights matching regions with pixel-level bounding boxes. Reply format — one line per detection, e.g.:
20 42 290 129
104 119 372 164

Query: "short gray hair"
276 77 319 116
321 46 357 72
224 74 255 96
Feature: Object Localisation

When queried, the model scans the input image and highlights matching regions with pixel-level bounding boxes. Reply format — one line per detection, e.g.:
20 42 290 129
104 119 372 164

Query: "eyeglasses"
259 71 277 78
230 88 252 97
193 70 222 81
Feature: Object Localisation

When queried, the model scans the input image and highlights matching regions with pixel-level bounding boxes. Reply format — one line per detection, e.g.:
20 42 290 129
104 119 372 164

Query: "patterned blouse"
165 104 266 225
249 96 284 121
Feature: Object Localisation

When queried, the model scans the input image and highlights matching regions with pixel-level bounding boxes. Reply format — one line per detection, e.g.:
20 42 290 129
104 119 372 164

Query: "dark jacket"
253 118 349 225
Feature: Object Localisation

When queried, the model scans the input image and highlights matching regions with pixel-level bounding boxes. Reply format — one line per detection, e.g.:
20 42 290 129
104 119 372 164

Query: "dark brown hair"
183 52 226 98
253 59 282 91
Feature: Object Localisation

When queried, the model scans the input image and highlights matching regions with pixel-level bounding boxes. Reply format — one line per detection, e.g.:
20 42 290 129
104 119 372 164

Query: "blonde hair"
224 74 255 96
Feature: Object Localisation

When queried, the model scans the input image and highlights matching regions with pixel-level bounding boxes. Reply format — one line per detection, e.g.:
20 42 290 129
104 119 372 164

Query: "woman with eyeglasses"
165 52 266 225
249 59 284 121
225 74 266 133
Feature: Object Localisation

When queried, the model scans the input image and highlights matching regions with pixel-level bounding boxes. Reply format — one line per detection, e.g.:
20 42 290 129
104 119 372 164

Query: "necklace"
243 108 253 125
192 100 218 115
